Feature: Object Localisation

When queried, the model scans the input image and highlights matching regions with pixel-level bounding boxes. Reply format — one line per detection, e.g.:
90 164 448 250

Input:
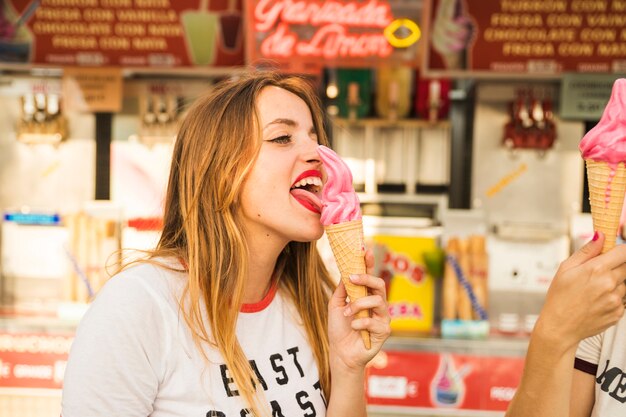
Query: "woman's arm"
505 323 584 417
506 333 596 417
326 251 391 417
326 358 367 417
506 232 626 417
571 370 596 417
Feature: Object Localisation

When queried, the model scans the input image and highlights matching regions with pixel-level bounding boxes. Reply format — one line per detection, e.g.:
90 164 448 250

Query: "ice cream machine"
0 75 213 310
471 80 587 334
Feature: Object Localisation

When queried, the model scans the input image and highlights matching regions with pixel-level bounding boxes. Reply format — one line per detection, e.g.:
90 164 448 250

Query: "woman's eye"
270 135 292 144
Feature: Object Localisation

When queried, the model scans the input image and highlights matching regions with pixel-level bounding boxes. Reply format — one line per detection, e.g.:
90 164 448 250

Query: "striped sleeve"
575 333 603 375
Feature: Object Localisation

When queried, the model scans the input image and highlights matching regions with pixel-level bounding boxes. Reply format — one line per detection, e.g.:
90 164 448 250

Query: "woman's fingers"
588 244 626 273
364 250 375 276
329 281 348 309
557 231 604 274
342 273 390 341
350 316 392 339
344 294 388 318
616 281 626 299
345 274 389 318
349 273 387 299
611 263 626 289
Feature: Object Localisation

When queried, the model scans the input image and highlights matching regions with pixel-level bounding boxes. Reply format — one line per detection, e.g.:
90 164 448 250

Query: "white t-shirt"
61 262 327 417
575 315 626 416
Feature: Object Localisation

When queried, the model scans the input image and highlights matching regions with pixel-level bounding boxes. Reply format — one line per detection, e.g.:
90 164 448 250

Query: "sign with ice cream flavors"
0 0 244 67
245 0 423 74
424 0 626 77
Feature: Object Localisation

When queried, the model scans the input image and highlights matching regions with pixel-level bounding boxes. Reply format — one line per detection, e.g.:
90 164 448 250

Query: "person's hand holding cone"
318 145 371 349
580 79 626 253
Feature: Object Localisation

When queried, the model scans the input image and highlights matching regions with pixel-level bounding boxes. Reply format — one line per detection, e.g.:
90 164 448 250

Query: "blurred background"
0 0 624 415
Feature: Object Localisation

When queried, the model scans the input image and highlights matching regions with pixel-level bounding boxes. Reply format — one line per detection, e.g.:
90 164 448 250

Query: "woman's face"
240 86 324 246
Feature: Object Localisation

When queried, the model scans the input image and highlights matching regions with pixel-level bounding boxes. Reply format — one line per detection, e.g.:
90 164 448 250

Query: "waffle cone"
325 219 371 349
586 160 626 253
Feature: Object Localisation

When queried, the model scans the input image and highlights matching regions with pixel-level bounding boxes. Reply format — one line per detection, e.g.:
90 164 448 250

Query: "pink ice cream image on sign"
579 79 626 253
318 145 370 349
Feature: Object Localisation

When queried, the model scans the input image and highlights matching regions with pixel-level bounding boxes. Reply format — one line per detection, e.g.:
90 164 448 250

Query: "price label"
575 102 603 114
560 74 618 120
62 67 123 113
368 375 410 399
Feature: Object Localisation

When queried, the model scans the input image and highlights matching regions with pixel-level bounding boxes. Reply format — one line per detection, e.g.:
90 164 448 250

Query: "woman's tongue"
290 188 322 213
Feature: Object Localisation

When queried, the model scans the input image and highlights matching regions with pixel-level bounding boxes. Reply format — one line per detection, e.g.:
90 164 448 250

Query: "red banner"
0 330 525 410
366 350 524 411
0 333 73 390
424 0 626 76
245 0 423 73
1 0 244 67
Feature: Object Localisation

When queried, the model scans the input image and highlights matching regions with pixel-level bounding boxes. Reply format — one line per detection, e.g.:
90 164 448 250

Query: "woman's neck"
243 235 286 304
243 260 276 304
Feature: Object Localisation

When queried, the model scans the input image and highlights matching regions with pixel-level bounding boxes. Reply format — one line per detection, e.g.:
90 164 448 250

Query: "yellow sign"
384 19 421 48
62 67 123 113
371 235 435 333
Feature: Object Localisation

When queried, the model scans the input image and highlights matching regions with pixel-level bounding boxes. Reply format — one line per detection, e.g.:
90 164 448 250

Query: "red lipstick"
292 170 322 187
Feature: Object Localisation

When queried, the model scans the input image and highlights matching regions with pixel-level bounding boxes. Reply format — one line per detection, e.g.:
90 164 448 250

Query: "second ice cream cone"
586 160 626 253
325 219 371 349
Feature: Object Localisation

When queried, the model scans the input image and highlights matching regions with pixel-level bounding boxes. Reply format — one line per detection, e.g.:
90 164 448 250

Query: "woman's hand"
504 232 625 417
534 231 626 351
327 249 391 372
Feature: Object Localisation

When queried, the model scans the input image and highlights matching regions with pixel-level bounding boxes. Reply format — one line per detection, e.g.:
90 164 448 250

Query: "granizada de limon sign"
246 0 423 73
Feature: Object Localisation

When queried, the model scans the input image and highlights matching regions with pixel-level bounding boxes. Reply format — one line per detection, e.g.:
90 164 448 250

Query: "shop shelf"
384 334 529 357
332 118 451 129
368 405 505 417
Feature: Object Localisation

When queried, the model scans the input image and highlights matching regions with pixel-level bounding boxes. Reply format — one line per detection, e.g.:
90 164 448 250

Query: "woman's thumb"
557 231 604 273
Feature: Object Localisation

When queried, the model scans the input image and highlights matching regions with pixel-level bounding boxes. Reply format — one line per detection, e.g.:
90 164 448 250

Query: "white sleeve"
576 333 603 366
62 269 172 417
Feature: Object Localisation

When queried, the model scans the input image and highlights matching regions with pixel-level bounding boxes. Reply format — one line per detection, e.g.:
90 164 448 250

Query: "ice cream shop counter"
366 334 528 417
0 320 528 417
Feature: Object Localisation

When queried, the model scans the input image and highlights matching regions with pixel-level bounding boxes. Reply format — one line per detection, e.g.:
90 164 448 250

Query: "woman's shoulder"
95 258 186 308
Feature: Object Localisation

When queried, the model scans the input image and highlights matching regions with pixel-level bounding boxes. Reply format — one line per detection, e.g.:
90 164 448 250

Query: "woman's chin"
293 225 324 243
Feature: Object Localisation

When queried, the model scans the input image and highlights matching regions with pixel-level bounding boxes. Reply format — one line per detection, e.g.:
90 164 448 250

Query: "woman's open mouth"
290 170 323 213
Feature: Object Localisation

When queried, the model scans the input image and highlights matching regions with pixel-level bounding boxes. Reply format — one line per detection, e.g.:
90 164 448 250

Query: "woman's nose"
305 150 321 164
300 138 321 164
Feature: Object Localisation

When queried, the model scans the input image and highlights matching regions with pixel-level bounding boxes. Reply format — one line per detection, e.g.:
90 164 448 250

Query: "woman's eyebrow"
264 118 297 130
264 118 316 136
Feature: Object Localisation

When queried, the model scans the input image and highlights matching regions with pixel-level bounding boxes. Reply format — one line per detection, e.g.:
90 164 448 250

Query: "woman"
61 72 391 417
506 231 626 417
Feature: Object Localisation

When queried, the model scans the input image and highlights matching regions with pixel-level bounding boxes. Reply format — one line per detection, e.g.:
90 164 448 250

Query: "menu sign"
0 0 244 67
424 0 626 76
246 0 423 73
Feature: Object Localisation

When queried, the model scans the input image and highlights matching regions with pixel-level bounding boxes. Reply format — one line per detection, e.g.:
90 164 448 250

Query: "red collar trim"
240 280 278 313
179 258 278 313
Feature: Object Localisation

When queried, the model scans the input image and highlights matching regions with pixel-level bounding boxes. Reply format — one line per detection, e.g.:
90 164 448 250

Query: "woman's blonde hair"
151 71 335 416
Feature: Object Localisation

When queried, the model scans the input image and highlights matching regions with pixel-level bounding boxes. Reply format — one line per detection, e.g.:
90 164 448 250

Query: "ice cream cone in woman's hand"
318 145 370 349
585 160 626 253
580 79 626 253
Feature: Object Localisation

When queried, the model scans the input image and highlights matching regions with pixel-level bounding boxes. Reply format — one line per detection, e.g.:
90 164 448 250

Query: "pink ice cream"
317 145 362 226
579 78 626 165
